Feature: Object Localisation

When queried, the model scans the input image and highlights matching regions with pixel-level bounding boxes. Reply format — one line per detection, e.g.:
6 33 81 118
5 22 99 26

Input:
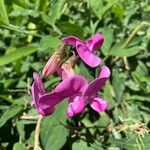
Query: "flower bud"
58 53 78 79
42 43 66 77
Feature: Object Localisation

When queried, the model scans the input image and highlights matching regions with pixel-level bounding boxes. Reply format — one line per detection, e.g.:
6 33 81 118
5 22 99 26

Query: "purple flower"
38 76 88 117
38 66 110 118
62 33 104 67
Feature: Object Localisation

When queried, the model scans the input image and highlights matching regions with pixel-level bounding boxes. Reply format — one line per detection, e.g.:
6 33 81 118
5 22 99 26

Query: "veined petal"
67 96 85 118
84 66 110 97
76 41 101 67
84 78 107 98
38 92 64 111
90 96 108 112
86 33 104 52
62 36 83 46
54 75 88 98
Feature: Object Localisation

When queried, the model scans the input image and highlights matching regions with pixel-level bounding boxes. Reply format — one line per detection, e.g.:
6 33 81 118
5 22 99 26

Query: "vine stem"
122 21 150 70
34 115 43 150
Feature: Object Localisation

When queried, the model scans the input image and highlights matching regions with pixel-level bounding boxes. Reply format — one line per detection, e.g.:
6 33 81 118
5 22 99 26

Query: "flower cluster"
31 33 111 118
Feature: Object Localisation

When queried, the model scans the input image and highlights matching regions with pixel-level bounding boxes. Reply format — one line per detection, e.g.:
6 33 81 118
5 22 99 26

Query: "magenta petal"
98 65 111 79
84 66 110 97
67 96 85 118
31 82 48 115
33 72 45 95
38 92 64 110
90 97 108 112
84 78 107 98
38 107 55 116
62 36 83 46
86 33 104 52
54 76 88 98
76 41 101 67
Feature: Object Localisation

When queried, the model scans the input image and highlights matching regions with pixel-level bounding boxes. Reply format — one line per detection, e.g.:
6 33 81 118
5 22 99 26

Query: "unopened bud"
58 53 78 79
42 43 66 77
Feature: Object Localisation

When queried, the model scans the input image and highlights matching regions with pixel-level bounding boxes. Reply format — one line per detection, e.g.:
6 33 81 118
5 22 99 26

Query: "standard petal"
54 75 88 98
86 33 104 52
33 72 45 94
62 36 83 46
98 65 111 79
76 41 101 67
90 97 108 112
67 96 85 118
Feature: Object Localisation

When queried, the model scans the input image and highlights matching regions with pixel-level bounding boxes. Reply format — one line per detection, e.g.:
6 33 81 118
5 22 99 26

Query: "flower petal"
54 75 88 98
38 92 63 111
76 41 101 67
98 65 111 79
62 36 83 45
90 97 108 112
58 63 75 80
86 33 104 52
38 107 55 116
67 96 85 118
31 82 54 116
84 66 110 97
33 72 45 95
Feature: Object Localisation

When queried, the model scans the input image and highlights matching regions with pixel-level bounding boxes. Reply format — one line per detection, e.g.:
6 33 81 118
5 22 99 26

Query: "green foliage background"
0 0 150 149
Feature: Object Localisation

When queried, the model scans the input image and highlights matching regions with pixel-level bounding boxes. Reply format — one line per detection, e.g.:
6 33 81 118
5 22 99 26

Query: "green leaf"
112 70 125 102
58 22 84 38
16 121 25 141
111 5 124 20
0 0 9 25
0 105 23 128
100 27 114 56
78 63 94 82
103 82 115 108
0 44 38 66
41 0 66 25
13 143 26 150
89 0 118 19
40 101 69 150
73 140 96 150
108 42 140 57
39 35 60 51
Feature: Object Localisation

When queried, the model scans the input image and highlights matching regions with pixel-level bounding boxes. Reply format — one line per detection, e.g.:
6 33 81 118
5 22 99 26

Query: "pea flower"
62 33 104 67
38 66 110 118
42 43 66 77
38 76 88 117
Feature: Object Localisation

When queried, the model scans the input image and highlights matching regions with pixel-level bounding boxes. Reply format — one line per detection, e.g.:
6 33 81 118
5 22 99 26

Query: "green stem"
0 24 43 38
34 115 43 150
0 95 14 104
122 21 150 48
